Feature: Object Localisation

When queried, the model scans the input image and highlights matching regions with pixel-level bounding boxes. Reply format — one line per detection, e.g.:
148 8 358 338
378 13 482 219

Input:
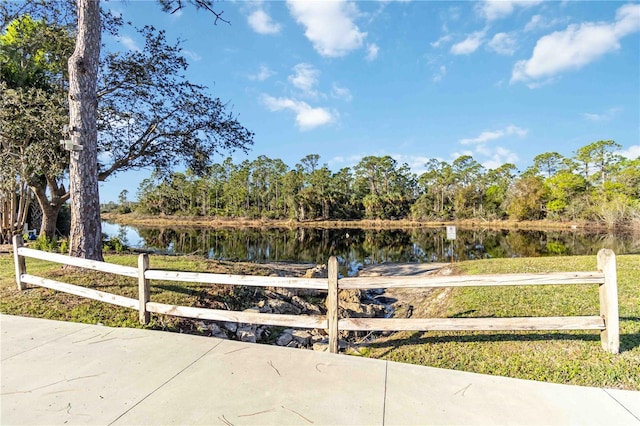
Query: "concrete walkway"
1 314 639 425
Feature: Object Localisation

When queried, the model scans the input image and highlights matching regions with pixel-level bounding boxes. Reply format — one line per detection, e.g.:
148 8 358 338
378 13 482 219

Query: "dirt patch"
357 263 452 319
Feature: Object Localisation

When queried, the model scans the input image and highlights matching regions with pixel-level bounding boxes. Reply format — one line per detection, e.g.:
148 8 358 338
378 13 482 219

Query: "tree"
532 152 564 178
483 163 516 219
505 175 547 221
0 86 68 239
66 0 102 259
574 140 622 186
451 155 484 219
0 15 74 241
2 1 249 258
353 156 416 219
544 170 586 219
413 159 454 219
97 26 253 182
68 0 234 259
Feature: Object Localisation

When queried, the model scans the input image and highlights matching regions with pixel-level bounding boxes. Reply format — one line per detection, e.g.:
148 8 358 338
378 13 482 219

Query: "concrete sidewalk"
1 314 639 425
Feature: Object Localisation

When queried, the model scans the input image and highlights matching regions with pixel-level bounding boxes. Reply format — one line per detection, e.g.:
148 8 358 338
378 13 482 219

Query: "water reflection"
102 222 639 270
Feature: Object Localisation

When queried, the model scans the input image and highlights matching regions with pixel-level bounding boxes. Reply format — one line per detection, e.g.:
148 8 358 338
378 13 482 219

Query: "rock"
291 295 322 315
238 330 256 343
311 334 325 344
286 340 299 348
304 264 327 278
312 342 329 352
291 330 311 346
223 322 238 333
259 305 273 313
338 289 363 304
237 326 257 343
312 338 348 352
208 323 228 339
276 332 293 346
267 299 302 315
340 302 384 318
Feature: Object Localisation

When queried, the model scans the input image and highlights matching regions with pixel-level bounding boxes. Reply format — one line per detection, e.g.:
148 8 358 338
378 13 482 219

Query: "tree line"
125 143 640 227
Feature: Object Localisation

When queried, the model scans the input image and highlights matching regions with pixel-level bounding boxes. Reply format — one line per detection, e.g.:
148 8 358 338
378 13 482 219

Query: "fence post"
328 256 339 354
138 253 150 325
12 235 26 291
597 249 619 354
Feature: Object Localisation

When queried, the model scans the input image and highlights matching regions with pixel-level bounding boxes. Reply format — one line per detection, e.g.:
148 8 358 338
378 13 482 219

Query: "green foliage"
0 15 73 90
31 235 58 252
103 236 128 254
130 142 639 228
505 175 547 221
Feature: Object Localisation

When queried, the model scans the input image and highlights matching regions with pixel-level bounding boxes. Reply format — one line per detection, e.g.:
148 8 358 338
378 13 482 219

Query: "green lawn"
365 255 640 390
1 252 638 389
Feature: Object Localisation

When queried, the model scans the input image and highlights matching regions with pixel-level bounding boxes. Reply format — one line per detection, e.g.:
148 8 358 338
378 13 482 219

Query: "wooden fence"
12 236 620 354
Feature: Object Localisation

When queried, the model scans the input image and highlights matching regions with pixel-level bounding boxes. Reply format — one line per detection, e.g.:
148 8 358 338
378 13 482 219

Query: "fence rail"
12 235 620 354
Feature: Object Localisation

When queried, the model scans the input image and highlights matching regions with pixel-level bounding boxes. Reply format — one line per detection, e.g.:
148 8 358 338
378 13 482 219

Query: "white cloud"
524 14 566 33
525 14 543 32
366 43 379 61
329 154 363 169
391 154 432 175
617 145 640 160
288 63 320 97
487 32 517 55
511 3 640 85
287 0 366 57
182 50 202 62
460 125 528 145
262 95 335 130
477 0 542 21
431 34 452 48
451 30 486 55
582 107 622 122
249 64 275 81
118 35 140 52
331 83 353 101
248 8 281 35
482 147 520 170
432 65 446 82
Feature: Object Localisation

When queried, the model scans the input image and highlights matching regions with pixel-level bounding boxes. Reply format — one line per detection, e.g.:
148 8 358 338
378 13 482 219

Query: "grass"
1 251 639 390
0 254 275 334
365 255 640 390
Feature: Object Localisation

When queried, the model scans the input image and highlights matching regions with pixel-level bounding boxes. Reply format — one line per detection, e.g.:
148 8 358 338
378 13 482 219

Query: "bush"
31 236 58 252
102 236 128 253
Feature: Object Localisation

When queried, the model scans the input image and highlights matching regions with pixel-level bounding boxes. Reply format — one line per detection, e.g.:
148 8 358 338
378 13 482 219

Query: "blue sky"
100 0 640 202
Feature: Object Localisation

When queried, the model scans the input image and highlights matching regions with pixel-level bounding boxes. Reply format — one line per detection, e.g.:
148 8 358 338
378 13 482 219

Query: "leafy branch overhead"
97 25 253 181
158 0 230 24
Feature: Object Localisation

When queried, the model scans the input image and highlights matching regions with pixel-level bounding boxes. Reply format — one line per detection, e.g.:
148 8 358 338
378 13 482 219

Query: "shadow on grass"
370 330 640 355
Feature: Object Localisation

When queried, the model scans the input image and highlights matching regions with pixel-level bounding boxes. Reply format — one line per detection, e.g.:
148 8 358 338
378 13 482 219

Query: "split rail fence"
12 236 619 354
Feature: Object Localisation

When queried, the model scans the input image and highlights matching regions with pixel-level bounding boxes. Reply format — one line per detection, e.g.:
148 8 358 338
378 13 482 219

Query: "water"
102 221 639 274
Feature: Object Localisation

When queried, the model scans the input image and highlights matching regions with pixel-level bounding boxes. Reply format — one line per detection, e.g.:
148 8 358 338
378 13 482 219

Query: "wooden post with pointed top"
13 235 26 291
597 249 619 354
138 253 150 325
328 256 339 354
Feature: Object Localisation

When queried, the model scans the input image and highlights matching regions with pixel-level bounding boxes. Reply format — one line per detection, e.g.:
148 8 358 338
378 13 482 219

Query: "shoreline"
101 213 635 232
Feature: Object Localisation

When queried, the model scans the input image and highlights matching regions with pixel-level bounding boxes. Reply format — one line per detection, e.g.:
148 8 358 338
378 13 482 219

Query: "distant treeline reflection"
128 226 637 265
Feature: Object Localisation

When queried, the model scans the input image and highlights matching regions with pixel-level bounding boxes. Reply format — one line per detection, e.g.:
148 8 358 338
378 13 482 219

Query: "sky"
99 0 640 203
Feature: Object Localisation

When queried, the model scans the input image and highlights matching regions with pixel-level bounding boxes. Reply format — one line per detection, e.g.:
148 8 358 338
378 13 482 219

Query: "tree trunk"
31 181 67 241
67 0 103 260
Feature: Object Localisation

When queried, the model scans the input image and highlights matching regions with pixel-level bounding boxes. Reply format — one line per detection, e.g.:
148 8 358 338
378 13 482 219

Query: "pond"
102 221 639 275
